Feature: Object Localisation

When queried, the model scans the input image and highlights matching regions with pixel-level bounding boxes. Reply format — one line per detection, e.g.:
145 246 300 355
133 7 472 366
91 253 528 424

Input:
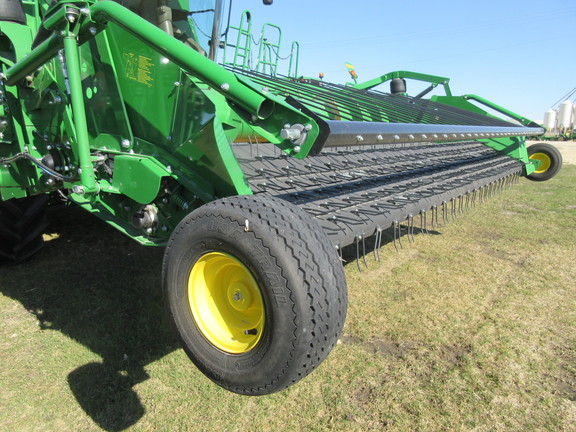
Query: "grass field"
1 165 575 432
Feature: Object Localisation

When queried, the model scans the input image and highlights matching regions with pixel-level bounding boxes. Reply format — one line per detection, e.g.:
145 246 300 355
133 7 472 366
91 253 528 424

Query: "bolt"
89 27 97 35
121 139 131 149
281 128 301 141
233 291 243 302
45 178 55 185
293 146 301 153
72 185 85 195
305 124 313 131
221 83 230 91
174 81 180 87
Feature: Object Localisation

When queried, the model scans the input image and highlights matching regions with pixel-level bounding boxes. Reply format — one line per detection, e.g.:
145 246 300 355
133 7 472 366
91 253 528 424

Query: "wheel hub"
188 252 265 354
529 152 551 174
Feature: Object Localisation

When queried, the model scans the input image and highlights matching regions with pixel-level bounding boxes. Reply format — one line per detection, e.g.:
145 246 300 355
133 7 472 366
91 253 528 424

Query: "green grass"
1 166 575 432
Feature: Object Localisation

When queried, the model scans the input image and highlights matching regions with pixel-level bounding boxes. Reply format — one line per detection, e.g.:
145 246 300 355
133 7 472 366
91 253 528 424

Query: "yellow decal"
123 52 154 87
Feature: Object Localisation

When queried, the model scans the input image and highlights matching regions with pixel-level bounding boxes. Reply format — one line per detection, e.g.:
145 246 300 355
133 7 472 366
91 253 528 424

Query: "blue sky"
226 0 575 122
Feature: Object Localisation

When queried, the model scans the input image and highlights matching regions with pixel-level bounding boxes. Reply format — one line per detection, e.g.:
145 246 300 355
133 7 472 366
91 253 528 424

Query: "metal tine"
393 220 403 251
355 236 362 272
423 209 429 234
442 201 448 224
362 235 368 268
407 214 414 243
419 211 424 234
432 205 438 229
373 228 382 261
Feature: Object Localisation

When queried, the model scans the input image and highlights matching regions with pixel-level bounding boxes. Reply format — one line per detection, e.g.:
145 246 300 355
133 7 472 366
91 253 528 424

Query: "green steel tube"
463 94 538 127
63 35 98 193
89 1 274 119
4 34 62 86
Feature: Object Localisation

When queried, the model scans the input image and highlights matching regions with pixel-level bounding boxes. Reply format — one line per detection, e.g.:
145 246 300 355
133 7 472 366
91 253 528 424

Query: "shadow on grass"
0 203 447 430
0 205 178 431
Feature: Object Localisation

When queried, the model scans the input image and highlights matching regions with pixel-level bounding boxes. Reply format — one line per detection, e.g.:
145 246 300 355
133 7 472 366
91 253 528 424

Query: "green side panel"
112 155 167 204
104 22 180 147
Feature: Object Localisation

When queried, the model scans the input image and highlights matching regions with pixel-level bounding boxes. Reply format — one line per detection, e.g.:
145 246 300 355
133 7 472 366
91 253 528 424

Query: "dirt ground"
528 140 576 164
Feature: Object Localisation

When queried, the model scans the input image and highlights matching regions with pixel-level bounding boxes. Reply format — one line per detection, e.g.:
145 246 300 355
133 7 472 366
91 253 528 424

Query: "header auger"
0 0 561 395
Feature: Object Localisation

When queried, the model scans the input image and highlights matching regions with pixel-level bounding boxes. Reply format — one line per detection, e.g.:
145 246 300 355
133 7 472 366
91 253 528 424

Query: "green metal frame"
0 0 544 246
353 70 542 176
0 0 320 244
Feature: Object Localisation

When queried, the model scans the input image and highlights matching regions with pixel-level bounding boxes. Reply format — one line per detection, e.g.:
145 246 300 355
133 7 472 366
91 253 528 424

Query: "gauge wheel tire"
527 143 563 181
162 195 348 395
0 194 49 263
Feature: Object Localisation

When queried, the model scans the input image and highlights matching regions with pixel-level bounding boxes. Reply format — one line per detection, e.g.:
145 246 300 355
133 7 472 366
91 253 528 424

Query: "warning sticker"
123 52 154 87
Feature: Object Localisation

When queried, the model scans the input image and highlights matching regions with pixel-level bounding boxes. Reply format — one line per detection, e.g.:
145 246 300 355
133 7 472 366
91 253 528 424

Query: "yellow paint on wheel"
529 152 551 174
188 252 265 354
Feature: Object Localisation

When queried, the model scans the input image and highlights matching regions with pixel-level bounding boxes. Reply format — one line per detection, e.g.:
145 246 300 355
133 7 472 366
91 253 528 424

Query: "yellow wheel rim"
188 252 265 354
529 152 551 174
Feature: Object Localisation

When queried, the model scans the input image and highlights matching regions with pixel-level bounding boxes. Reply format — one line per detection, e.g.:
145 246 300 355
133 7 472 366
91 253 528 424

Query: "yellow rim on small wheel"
188 252 265 354
529 152 551 174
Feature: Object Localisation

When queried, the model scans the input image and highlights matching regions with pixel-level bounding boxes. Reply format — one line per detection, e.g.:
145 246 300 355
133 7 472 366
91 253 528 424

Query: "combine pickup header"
0 0 562 395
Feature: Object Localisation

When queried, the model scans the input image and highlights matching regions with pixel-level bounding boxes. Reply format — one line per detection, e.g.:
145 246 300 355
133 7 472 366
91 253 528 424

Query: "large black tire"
0 195 49 262
162 195 347 395
526 143 563 181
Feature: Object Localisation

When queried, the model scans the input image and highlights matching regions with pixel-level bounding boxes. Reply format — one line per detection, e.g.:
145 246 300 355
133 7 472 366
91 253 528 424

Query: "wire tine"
355 236 362 272
419 211 424 234
398 221 403 249
393 221 399 252
362 235 368 268
373 228 381 261
407 215 414 243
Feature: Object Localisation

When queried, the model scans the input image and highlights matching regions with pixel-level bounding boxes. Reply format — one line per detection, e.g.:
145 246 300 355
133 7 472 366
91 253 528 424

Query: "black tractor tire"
526 143 563 181
0 194 49 263
162 195 347 395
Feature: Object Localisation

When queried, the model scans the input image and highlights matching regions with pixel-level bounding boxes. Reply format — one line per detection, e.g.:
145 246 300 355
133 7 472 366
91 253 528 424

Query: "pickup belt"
234 140 523 248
